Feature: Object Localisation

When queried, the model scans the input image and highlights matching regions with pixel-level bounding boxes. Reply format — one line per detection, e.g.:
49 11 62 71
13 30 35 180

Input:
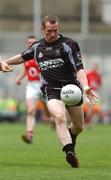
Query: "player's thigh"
26 87 37 110
26 97 37 112
26 81 42 100
47 99 66 117
67 105 84 126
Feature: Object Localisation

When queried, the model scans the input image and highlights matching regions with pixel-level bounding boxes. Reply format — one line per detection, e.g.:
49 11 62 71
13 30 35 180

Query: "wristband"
83 86 90 91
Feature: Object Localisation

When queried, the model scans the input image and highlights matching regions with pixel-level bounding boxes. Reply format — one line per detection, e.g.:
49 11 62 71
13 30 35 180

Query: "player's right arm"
0 54 24 72
0 43 35 72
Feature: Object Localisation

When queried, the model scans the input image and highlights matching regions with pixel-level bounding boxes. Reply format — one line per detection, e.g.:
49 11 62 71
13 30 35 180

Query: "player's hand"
1 61 13 72
84 86 99 105
0 59 2 71
15 78 21 85
0 66 2 71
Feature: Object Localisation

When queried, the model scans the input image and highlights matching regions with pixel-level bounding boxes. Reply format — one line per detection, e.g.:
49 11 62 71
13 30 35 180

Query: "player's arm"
70 41 98 103
15 64 26 85
1 54 24 72
0 58 2 71
70 42 89 90
77 69 89 88
0 43 36 72
77 69 98 104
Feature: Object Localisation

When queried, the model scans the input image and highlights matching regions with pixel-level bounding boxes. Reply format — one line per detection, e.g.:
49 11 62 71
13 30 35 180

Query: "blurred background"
0 0 111 122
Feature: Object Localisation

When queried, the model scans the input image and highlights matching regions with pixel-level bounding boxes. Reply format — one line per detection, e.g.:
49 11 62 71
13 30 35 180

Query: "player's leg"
47 99 79 167
47 99 72 145
67 105 84 134
85 103 94 127
22 96 37 143
40 99 51 123
22 82 38 144
66 105 84 163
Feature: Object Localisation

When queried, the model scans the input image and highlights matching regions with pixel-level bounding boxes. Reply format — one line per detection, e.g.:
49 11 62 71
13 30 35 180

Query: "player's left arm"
71 42 98 103
77 69 99 104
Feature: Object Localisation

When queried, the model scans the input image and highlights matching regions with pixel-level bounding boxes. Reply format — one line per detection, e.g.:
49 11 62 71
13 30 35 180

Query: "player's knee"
27 107 36 116
77 125 83 134
55 113 65 125
74 124 83 134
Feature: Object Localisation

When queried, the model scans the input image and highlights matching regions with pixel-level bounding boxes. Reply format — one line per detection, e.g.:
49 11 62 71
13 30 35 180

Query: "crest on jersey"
39 52 43 58
55 49 61 56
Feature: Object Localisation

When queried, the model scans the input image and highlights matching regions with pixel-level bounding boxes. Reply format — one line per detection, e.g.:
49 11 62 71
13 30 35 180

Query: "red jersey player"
84 63 102 126
87 63 102 92
16 36 49 143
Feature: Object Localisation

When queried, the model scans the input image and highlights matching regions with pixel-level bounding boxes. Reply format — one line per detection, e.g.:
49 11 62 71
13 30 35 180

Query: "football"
60 84 82 106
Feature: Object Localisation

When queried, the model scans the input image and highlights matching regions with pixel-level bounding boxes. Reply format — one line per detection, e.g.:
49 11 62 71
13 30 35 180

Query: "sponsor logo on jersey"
39 58 64 70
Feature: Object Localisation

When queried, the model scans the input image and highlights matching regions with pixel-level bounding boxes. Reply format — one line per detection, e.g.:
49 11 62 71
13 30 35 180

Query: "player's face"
27 38 36 47
42 21 59 43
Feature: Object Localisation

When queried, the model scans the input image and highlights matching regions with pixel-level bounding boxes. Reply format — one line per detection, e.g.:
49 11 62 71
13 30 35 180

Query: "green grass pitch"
0 122 111 180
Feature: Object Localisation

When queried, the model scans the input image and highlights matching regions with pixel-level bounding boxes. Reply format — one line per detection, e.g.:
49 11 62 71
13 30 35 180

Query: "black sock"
62 143 74 154
68 128 77 151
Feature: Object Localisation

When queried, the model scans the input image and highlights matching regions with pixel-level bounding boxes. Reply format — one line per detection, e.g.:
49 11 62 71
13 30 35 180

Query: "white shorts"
26 81 43 100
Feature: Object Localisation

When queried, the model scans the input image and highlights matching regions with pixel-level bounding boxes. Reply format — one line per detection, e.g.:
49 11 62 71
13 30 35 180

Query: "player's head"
92 63 100 72
26 35 37 47
42 15 60 43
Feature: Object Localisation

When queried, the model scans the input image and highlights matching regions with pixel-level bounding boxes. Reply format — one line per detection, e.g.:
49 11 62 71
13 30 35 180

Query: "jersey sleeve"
71 41 84 71
21 46 35 61
63 38 84 72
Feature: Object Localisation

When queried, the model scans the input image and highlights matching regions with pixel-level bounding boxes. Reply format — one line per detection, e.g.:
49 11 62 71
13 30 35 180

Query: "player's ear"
41 25 45 33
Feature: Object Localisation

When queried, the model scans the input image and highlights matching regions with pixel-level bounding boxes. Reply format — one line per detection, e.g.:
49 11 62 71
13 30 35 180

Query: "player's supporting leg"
84 103 93 127
22 97 36 144
41 99 51 123
47 99 80 167
66 105 84 166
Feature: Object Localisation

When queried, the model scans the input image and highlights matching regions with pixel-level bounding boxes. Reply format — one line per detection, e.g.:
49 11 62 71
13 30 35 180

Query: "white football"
60 84 82 106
